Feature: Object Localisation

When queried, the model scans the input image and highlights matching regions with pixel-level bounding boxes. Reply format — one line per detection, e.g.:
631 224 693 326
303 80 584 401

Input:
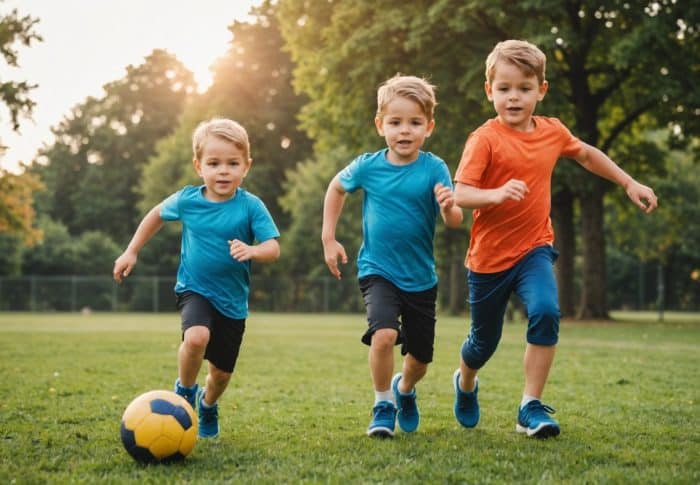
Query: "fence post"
657 263 665 322
153 276 159 313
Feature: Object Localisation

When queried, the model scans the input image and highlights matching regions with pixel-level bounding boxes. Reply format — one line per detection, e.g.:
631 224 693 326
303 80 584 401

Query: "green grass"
0 312 698 484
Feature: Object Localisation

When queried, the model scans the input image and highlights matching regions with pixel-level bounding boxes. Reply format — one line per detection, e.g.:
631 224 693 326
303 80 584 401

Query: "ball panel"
121 390 198 464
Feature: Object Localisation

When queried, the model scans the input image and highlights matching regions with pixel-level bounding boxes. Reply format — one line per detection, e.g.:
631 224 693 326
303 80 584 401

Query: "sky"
1 0 263 173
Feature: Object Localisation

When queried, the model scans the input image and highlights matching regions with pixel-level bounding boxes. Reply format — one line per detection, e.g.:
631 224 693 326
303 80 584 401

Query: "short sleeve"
160 189 183 221
554 119 583 158
337 155 365 193
249 196 280 243
454 131 491 187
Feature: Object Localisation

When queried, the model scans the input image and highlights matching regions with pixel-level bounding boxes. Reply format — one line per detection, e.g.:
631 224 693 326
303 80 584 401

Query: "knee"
461 333 499 370
183 326 210 351
526 300 559 345
371 328 398 352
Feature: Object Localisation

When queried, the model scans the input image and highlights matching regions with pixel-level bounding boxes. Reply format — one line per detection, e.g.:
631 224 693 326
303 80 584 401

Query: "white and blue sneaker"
366 401 396 438
174 378 198 411
391 373 419 433
197 388 220 439
453 369 480 428
516 400 560 438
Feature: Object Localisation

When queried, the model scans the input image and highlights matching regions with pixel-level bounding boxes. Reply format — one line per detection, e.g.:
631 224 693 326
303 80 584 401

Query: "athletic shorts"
358 275 437 364
175 291 246 373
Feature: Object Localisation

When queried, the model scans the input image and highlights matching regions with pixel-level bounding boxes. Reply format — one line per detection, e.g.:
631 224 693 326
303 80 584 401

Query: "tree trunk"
578 180 610 319
551 188 576 318
448 257 464 315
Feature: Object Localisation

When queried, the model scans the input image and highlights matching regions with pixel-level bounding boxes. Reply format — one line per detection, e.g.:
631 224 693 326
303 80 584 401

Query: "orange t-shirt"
454 117 582 273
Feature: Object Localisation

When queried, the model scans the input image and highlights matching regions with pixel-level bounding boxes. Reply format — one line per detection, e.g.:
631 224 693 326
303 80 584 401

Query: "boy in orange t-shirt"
452 40 657 438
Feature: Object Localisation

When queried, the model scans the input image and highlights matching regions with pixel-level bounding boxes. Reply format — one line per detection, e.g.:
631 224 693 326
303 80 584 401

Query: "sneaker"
174 378 198 411
391 373 419 433
366 401 396 438
197 388 220 439
516 400 560 438
453 369 480 428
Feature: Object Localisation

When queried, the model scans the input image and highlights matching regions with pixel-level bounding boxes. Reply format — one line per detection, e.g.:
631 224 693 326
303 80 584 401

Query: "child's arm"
321 176 349 280
454 179 529 209
434 183 463 228
573 142 658 213
112 204 164 283
229 238 280 263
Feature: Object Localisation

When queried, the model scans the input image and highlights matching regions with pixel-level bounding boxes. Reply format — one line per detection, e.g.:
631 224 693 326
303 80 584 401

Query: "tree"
0 2 42 247
30 49 195 245
278 0 700 317
0 1 41 145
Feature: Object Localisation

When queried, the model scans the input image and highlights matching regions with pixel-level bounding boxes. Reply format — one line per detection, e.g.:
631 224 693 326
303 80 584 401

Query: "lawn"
0 311 698 484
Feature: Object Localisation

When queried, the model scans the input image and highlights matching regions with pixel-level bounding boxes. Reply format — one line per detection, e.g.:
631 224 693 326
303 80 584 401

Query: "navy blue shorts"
358 275 437 364
175 291 245 373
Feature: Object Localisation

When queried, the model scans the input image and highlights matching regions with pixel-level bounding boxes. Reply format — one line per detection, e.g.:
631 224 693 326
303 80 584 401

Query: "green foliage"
0 312 698 483
30 49 195 245
0 1 42 137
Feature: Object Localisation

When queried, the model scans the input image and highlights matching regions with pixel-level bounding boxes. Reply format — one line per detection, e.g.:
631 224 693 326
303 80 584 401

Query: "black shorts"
175 291 246 373
358 275 437 363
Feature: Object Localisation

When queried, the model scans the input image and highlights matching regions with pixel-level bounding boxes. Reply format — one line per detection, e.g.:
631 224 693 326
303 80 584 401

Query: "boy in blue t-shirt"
113 118 280 439
322 75 463 437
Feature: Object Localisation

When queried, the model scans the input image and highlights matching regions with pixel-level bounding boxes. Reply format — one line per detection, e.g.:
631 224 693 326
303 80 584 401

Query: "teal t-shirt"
160 185 279 319
338 149 453 291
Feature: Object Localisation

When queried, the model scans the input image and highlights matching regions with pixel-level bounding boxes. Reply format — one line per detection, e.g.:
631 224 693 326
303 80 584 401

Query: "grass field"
0 311 698 484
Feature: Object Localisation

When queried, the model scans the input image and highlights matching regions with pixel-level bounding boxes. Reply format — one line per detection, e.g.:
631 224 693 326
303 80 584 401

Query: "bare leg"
178 326 209 387
397 353 427 393
523 343 556 398
202 363 232 405
368 328 398 391
459 358 478 393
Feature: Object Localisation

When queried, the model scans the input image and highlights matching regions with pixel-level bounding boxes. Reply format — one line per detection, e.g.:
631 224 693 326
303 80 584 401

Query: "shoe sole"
515 423 560 438
366 426 394 438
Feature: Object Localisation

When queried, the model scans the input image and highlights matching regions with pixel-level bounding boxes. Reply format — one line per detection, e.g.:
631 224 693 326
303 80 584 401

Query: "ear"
484 81 493 101
192 158 203 176
374 116 384 136
243 158 253 177
538 80 549 101
426 118 436 137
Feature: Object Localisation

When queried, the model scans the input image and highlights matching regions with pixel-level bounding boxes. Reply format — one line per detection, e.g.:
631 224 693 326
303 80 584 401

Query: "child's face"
375 96 434 164
193 136 251 202
486 61 548 132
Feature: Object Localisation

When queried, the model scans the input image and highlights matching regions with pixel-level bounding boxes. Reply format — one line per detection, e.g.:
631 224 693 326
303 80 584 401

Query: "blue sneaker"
391 373 419 432
453 369 479 428
516 400 560 438
174 378 198 411
366 401 396 438
197 388 220 439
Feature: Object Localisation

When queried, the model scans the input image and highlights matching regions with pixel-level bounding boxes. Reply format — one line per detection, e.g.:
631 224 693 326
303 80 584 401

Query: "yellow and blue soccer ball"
120 390 197 463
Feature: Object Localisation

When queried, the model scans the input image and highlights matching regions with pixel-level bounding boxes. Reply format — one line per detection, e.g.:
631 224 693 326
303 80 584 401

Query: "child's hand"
229 239 255 262
494 179 529 204
434 183 455 210
113 252 137 283
626 181 658 213
323 239 348 280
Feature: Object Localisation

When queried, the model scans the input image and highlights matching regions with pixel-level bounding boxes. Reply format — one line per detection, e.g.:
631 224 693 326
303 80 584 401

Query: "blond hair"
376 74 437 121
485 40 547 85
192 118 250 162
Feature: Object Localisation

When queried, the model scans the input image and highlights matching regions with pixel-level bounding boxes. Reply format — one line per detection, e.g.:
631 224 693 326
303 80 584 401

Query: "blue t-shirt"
338 149 453 291
160 185 279 319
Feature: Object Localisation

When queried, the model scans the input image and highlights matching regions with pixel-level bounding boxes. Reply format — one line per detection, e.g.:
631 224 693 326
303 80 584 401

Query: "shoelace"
525 402 556 420
200 404 218 421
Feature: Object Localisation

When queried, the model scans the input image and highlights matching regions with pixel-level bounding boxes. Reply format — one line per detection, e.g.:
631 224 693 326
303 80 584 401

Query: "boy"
452 40 657 438
322 75 463 437
113 118 280 439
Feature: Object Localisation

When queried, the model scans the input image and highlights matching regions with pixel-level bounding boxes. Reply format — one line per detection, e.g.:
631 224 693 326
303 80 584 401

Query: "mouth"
506 107 522 113
397 140 412 147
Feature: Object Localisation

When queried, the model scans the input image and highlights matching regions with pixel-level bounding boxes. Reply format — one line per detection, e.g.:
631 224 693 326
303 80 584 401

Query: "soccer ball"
120 390 197 463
